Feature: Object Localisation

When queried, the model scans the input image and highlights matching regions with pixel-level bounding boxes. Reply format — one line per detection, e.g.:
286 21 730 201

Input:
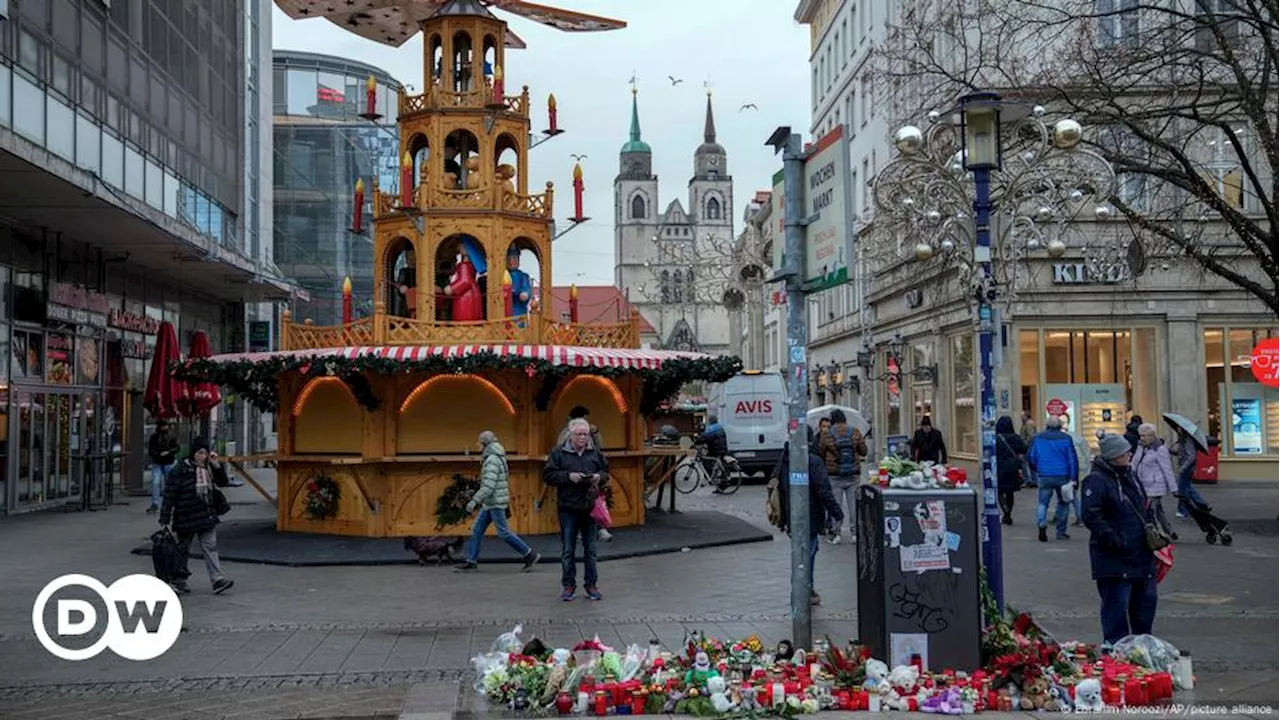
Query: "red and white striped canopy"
204 345 713 370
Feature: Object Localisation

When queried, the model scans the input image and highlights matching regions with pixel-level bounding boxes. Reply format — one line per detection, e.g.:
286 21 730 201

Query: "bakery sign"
48 282 108 328
109 308 161 335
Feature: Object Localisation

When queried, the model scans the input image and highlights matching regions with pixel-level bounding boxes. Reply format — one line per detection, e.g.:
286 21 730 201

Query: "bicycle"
672 446 742 495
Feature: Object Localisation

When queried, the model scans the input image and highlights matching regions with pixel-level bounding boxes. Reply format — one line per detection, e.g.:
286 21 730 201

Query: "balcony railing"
280 308 641 351
397 85 531 118
371 182 553 220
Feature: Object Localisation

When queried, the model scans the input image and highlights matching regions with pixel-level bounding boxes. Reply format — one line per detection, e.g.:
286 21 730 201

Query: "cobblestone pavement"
0 473 1274 719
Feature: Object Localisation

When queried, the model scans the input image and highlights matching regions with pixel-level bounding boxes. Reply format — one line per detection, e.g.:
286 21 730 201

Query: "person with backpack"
817 409 867 544
770 427 843 606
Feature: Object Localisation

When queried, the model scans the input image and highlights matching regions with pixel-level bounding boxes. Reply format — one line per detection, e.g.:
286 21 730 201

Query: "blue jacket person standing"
772 427 843 607
1082 433 1158 647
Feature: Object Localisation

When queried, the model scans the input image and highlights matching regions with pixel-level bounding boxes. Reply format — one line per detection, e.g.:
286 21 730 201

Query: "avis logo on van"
734 400 773 415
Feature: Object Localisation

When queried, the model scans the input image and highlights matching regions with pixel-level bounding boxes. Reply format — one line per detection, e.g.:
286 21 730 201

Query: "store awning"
204 344 715 370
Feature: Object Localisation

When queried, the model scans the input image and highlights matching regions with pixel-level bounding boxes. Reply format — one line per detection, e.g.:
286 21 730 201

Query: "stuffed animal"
921 687 964 715
863 659 890 691
885 665 921 710
684 651 720 690
1047 684 1071 713
707 675 734 713
1020 675 1052 710
1074 678 1105 712
404 536 463 564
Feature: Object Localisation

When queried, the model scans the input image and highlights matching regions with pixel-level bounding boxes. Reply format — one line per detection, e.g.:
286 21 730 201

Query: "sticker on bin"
900 543 950 573
945 532 961 551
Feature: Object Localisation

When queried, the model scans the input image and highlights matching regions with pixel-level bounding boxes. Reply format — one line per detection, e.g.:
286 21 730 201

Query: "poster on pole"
802 125 854 291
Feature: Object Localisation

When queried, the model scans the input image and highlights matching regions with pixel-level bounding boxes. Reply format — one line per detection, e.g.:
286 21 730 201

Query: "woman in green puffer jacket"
456 431 541 572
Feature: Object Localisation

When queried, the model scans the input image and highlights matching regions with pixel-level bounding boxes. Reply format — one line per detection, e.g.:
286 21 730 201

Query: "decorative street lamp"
874 92 1116 612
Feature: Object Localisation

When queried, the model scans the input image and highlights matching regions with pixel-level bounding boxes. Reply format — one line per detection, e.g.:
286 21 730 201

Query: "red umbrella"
143 321 186 420
183 331 221 417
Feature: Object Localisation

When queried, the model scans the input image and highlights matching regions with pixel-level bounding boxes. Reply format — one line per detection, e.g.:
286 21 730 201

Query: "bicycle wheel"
717 464 742 494
673 460 702 494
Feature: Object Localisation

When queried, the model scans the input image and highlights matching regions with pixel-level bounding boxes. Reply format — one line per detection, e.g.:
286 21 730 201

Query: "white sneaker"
598 528 613 542
828 534 842 545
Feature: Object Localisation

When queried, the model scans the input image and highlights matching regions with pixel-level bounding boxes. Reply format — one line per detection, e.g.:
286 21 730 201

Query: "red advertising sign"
1045 397 1068 417
1251 338 1279 388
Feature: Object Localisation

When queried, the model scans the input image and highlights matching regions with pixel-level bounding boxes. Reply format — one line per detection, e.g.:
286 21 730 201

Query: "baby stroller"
1178 494 1233 546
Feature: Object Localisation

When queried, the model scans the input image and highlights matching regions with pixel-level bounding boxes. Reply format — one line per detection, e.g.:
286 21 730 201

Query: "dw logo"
32 574 183 661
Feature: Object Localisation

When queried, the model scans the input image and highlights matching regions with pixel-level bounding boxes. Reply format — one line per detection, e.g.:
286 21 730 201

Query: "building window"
630 194 646 219
705 196 721 221
1204 327 1278 457
1097 0 1139 47
672 270 684 303
860 75 870 125
950 333 977 455
660 270 670 303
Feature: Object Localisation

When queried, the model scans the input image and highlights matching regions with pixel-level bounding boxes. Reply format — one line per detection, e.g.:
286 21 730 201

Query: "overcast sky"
272 0 811 286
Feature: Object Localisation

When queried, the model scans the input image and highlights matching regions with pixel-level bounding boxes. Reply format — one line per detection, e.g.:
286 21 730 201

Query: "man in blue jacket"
1082 433 1158 647
1028 416 1079 542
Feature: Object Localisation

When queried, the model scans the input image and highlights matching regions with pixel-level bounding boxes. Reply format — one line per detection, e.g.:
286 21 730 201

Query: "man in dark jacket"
699 415 731 490
911 416 947 464
1082 433 1158 647
147 420 180 513
159 439 233 595
1028 416 1080 542
543 418 610 602
773 427 844 606
995 416 1028 525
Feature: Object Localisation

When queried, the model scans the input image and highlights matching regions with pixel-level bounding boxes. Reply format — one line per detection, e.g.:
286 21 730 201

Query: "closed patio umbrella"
142 321 186 420
182 331 221 417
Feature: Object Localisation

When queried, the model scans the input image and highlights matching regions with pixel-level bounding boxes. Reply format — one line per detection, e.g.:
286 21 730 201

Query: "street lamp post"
875 92 1116 613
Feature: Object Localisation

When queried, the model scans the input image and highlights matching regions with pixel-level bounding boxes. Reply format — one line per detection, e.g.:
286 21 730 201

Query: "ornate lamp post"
874 92 1116 612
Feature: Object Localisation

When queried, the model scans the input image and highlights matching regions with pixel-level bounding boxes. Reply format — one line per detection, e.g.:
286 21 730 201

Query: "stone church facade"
613 89 734 356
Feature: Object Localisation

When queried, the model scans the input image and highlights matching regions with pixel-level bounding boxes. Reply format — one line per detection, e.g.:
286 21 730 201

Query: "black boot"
1038 527 1048 542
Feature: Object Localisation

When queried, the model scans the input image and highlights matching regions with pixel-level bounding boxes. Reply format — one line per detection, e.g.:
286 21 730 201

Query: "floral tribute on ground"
471 602 1191 716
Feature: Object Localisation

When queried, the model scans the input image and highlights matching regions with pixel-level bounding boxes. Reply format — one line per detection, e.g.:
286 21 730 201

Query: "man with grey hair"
543 417 610 601
456 430 540 572
1028 415 1080 542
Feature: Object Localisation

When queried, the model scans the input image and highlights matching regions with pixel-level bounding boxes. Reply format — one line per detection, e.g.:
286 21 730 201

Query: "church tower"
689 90 733 243
613 88 658 291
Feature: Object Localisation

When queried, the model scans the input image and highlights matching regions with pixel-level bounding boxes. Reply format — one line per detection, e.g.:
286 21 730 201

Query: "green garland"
173 353 741 416
303 474 341 520
436 473 480 529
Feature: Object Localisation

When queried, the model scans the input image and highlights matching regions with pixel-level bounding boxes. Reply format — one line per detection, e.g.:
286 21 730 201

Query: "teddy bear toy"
707 675 735 714
862 659 890 692
1074 678 1105 712
884 665 921 710
1020 675 1053 711
1048 684 1072 713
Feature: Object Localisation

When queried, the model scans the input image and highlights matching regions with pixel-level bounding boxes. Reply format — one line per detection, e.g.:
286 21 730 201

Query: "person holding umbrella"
1164 414 1212 518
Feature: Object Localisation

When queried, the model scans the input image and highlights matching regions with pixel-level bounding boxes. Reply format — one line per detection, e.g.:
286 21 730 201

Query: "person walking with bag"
1028 416 1079 542
159 439 233 595
817 409 866 544
146 420 179 513
543 418 609 601
1132 424 1179 540
1082 434 1161 647
995 416 1027 525
456 431 540 572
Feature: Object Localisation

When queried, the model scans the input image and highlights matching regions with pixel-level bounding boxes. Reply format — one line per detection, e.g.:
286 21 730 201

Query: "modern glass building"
0 0 292 515
272 50 403 325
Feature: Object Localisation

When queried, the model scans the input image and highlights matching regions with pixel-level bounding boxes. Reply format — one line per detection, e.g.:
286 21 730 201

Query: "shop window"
1019 329 1041 419
950 333 976 455
1207 327 1279 457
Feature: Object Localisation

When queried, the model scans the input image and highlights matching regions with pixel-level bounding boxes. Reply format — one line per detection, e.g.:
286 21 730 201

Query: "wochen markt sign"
770 126 855 293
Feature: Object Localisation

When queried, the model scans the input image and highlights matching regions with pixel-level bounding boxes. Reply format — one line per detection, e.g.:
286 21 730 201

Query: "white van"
706 371 788 475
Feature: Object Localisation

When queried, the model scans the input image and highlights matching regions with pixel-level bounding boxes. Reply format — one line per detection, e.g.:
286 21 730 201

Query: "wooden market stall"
178 2 738 538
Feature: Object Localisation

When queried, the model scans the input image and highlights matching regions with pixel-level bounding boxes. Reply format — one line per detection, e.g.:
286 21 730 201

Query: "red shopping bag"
1155 544 1175 583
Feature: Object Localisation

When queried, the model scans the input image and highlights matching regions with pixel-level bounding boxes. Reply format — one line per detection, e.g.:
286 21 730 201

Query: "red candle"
631 691 645 715
351 179 365 233
556 692 574 715
568 284 579 323
854 690 868 710
342 276 353 325
986 690 999 710
399 152 413 208
572 163 585 220
492 65 505 101
593 691 607 716
548 93 558 132
362 75 379 119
